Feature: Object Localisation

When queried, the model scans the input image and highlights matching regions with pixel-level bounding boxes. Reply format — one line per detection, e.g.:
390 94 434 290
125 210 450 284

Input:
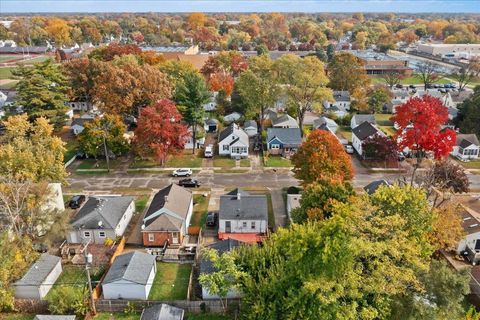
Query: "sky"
0 0 479 13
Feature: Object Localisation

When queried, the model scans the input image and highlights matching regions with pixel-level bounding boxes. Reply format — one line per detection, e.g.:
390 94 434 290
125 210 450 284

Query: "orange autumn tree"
291 130 353 185
133 99 188 166
208 72 234 96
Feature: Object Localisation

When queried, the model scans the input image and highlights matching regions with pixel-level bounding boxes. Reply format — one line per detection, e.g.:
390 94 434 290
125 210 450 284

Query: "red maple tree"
392 95 456 180
134 99 189 166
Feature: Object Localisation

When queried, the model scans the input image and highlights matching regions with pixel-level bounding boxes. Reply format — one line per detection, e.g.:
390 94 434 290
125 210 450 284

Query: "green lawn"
374 114 393 123
148 263 192 300
371 74 451 85
240 159 251 167
378 125 396 137
186 314 231 320
47 265 105 298
264 156 292 167
191 194 210 227
213 156 236 168
337 126 353 142
0 55 23 63
17 56 51 65
4 314 35 320
93 313 140 320
76 159 120 170
135 195 149 214
129 158 161 169
455 158 480 169
0 67 16 80
0 80 18 89
165 152 203 168
63 140 79 163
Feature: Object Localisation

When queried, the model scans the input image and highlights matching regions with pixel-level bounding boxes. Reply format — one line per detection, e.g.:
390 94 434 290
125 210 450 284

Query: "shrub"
46 286 88 316
104 237 114 246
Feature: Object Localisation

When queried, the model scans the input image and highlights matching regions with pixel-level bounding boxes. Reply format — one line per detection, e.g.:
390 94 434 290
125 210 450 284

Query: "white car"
345 145 354 154
172 168 192 177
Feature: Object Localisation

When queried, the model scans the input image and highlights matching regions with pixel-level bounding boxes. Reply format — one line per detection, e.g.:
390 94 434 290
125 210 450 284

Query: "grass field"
191 194 210 227
371 74 451 85
264 156 292 167
187 314 231 320
93 313 139 320
135 195 150 214
240 159 251 167
148 263 192 300
77 159 120 170
0 67 16 80
213 156 236 168
165 151 203 168
454 158 480 169
3 314 35 320
0 55 24 63
47 265 105 299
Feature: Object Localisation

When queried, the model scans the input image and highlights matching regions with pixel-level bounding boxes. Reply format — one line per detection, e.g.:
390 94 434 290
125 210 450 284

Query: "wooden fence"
95 299 237 313
92 237 126 299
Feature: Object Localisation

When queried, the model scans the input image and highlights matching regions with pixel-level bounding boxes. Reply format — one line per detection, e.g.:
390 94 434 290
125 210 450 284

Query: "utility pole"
102 133 110 173
85 249 97 315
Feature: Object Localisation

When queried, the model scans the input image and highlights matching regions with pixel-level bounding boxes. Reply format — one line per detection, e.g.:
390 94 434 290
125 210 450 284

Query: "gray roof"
219 123 235 142
204 118 218 126
313 117 338 129
394 91 410 99
267 128 302 147
333 91 350 102
71 118 92 128
364 180 390 195
272 114 298 127
34 316 76 320
200 239 243 274
352 121 381 140
244 120 258 129
141 304 184 320
457 134 480 148
416 90 443 99
103 251 156 285
352 114 376 126
451 91 472 103
70 196 134 230
14 254 61 286
219 188 268 221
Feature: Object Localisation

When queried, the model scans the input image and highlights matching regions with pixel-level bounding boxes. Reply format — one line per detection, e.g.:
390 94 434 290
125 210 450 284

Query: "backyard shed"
140 304 185 320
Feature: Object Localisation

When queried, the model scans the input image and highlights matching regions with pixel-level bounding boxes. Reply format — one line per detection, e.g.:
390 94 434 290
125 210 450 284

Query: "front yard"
454 157 480 170
165 151 203 168
76 158 120 170
213 156 236 168
148 263 192 300
264 156 292 167
191 193 210 227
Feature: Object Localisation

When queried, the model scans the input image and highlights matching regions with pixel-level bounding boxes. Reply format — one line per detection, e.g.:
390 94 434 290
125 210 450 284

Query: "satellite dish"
141 224 145 230
98 221 103 227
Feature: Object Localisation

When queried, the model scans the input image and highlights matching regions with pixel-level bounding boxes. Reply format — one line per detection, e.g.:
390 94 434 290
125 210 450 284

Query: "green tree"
236 55 279 133
198 248 246 312
159 60 197 89
46 286 89 316
13 59 69 129
457 86 480 137
174 71 211 154
256 44 269 56
275 55 333 134
327 52 370 92
291 180 354 223
368 85 393 113
0 115 67 183
77 114 129 159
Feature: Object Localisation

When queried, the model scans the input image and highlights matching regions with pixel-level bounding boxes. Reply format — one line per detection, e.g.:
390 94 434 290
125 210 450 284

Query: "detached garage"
14 254 62 300
102 251 156 300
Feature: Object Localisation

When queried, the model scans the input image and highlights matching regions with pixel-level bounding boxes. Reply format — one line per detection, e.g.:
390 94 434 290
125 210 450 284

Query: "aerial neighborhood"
1 7 480 320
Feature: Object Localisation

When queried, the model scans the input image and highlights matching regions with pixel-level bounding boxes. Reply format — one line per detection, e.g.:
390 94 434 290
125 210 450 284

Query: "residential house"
14 254 62 300
42 183 65 212
184 126 205 150
263 108 279 121
351 121 384 157
323 91 350 117
71 115 95 135
457 209 480 265
204 118 218 133
414 90 445 101
34 316 76 320
271 114 299 129
203 92 217 112
266 128 302 157
364 180 391 195
201 239 244 299
66 99 96 112
141 304 185 320
142 184 193 247
392 90 410 103
102 251 157 300
218 188 268 243
313 117 339 133
243 120 258 137
67 196 135 244
218 123 249 159
350 114 376 129
452 134 480 161
224 112 242 123
447 91 473 108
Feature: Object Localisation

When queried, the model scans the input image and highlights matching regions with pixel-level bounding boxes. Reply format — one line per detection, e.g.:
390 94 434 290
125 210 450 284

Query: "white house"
71 116 94 135
102 251 157 300
42 183 65 212
323 91 350 117
224 112 242 123
218 188 268 243
67 196 135 244
184 126 205 150
313 117 339 133
271 114 299 128
201 239 244 300
203 92 217 112
218 123 249 159
66 100 97 112
457 209 480 265
350 114 376 129
243 120 258 137
452 134 480 161
351 121 384 157
204 118 218 133
14 254 62 300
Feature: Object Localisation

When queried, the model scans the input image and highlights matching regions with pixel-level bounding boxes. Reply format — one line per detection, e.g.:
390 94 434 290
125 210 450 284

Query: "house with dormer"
218 123 249 159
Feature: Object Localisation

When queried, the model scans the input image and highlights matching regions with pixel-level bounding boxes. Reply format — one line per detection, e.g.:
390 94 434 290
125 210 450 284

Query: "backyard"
47 265 106 299
148 263 192 300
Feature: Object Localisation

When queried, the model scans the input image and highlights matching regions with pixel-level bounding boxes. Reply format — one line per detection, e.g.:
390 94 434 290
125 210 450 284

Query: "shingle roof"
200 239 243 274
457 134 480 148
267 128 302 146
333 91 350 102
71 118 92 128
244 120 258 129
141 304 184 320
219 188 268 221
204 118 218 126
460 210 480 235
352 121 381 141
70 196 134 229
103 251 156 285
219 123 235 142
143 184 192 232
450 91 472 103
364 180 390 195
14 254 61 286
218 123 249 146
352 114 375 126
313 117 338 129
34 316 76 320
271 114 298 127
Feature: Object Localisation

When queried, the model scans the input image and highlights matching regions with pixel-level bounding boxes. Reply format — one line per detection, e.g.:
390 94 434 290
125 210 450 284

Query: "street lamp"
85 251 97 315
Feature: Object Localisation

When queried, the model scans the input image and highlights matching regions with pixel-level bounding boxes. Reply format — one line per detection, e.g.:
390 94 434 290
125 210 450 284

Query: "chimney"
164 195 168 203
237 191 241 200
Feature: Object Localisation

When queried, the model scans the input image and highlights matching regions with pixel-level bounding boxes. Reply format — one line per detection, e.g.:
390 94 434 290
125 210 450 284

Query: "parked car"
409 85 416 89
395 84 404 89
178 178 200 188
171 168 192 177
69 195 86 209
397 152 406 161
206 212 218 227
204 145 213 158
345 145 354 154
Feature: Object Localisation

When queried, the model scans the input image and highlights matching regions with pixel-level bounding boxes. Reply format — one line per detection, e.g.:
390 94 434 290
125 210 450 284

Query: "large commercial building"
417 43 480 57
348 50 413 77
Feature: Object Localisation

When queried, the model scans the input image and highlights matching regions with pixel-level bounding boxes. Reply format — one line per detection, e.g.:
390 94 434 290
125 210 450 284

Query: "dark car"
178 178 200 188
395 84 404 89
409 84 416 89
69 195 86 209
206 212 218 227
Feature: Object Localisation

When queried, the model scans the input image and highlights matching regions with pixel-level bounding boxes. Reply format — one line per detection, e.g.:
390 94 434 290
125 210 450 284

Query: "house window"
242 222 247 228
223 145 229 151
271 144 280 149
99 231 106 238
148 233 154 242
83 231 91 237
251 222 256 229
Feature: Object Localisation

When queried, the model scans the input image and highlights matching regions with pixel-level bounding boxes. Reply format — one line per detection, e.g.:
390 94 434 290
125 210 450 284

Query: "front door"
225 221 231 233
172 232 179 244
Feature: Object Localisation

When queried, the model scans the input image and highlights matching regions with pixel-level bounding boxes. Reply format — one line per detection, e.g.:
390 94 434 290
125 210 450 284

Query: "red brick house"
141 184 193 247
